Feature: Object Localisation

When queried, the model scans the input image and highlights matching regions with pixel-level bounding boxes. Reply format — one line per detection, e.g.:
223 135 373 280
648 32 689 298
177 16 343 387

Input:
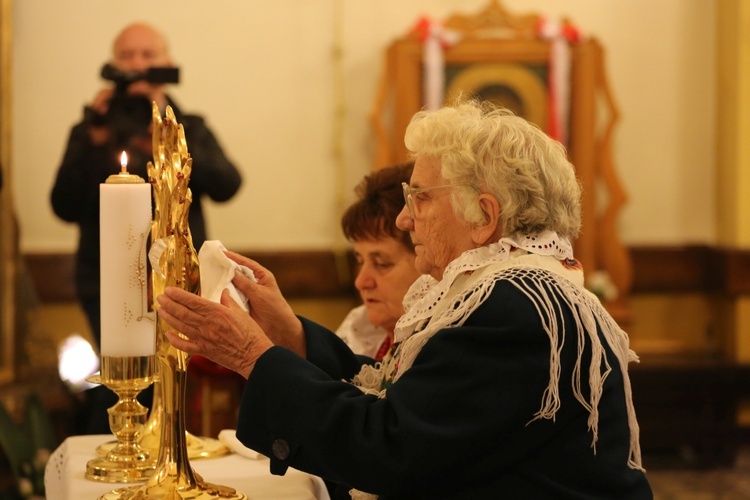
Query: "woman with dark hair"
336 163 420 360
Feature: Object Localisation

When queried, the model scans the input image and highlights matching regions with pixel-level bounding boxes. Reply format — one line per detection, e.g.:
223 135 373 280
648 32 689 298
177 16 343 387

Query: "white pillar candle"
99 152 155 356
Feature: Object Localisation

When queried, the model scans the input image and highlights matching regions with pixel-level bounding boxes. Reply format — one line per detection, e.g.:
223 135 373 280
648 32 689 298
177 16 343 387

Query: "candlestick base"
96 432 229 461
85 356 157 483
98 472 248 499
85 453 155 484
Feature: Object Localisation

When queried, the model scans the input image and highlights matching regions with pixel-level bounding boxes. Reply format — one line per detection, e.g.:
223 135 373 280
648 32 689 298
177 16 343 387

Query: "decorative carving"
442 0 539 39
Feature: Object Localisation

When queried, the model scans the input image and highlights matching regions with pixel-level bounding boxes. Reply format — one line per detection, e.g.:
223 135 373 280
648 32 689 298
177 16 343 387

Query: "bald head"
111 22 171 72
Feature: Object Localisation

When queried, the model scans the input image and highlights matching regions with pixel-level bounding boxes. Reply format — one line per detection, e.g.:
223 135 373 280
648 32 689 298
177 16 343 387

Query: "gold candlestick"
101 104 245 500
96 379 229 460
85 356 157 483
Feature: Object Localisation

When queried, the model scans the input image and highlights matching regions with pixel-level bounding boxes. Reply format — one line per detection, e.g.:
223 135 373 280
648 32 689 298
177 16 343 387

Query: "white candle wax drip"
99 167 155 357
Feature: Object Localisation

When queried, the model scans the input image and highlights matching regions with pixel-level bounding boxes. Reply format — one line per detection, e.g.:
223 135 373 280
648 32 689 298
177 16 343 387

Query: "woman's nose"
396 205 413 231
354 266 375 291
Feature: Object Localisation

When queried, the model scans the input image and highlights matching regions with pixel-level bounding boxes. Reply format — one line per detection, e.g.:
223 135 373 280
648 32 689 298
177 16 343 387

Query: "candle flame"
120 151 128 169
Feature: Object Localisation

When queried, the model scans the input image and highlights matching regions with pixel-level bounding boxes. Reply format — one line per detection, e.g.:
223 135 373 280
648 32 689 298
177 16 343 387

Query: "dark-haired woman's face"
353 237 420 333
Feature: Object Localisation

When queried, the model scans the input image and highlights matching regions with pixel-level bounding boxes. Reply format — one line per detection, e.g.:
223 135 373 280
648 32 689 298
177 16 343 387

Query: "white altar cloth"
44 434 330 499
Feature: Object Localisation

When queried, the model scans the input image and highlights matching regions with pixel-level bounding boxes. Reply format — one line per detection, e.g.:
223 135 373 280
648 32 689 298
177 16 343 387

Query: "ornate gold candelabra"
97 385 228 460
85 356 157 482
97 374 228 460
100 104 245 499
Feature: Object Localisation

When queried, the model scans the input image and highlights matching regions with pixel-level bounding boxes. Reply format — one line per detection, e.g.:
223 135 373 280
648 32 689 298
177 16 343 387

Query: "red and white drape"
415 16 581 146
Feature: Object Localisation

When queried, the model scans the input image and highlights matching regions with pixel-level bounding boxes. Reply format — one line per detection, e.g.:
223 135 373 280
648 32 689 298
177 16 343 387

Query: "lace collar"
395 231 576 342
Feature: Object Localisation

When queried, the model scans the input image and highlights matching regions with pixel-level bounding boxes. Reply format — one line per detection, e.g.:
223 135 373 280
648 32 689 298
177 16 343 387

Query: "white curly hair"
404 100 582 239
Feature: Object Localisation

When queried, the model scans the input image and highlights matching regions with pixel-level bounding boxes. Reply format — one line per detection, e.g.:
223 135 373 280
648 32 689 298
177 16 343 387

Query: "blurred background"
1 0 749 497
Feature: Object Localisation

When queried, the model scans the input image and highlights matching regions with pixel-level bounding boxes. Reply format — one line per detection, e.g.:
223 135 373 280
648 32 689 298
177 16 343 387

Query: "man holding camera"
51 22 242 356
51 22 241 435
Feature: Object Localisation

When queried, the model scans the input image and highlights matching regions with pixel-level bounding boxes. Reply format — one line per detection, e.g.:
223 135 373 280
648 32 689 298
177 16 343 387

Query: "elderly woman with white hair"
156 101 652 499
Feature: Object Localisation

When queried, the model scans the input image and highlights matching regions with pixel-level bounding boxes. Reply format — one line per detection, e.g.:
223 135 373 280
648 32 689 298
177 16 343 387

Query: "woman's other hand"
225 251 306 357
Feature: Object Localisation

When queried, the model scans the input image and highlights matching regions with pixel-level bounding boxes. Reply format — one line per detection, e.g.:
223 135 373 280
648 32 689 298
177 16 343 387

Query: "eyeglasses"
401 182 477 218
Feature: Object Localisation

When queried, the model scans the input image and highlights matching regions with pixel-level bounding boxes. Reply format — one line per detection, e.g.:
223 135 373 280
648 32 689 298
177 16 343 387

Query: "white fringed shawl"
350 232 644 475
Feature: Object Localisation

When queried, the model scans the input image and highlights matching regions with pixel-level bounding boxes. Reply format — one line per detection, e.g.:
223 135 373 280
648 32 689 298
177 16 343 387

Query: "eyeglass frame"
401 182 479 218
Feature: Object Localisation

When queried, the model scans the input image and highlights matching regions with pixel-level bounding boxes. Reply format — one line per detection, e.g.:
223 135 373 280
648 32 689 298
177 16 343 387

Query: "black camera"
85 63 180 146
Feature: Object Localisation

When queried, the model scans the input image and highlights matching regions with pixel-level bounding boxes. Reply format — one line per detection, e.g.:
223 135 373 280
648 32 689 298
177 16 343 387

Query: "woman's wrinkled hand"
156 286 273 379
224 251 306 358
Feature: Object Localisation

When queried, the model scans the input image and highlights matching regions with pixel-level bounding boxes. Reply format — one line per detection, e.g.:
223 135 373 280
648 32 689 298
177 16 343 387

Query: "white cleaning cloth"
218 429 264 460
199 241 257 312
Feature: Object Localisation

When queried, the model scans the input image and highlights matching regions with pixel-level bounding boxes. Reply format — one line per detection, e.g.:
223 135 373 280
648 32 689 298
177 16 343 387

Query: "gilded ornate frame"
0 0 15 385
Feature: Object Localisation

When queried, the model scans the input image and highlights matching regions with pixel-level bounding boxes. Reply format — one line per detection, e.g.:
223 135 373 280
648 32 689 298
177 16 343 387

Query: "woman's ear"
470 194 502 246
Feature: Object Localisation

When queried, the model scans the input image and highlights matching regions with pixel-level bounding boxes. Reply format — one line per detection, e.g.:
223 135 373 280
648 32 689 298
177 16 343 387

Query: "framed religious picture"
370 0 632 321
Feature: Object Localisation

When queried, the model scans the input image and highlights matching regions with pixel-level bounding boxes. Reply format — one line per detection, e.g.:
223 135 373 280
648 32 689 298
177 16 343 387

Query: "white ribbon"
422 21 461 110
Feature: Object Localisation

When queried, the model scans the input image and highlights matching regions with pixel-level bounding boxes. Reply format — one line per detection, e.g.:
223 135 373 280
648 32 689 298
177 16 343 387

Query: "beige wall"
10 0 716 254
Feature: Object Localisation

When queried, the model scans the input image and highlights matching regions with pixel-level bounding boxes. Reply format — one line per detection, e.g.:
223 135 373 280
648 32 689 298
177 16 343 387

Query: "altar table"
44 434 330 499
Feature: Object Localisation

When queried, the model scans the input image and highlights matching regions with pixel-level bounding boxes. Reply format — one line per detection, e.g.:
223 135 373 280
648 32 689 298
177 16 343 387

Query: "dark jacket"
51 97 241 302
236 279 653 499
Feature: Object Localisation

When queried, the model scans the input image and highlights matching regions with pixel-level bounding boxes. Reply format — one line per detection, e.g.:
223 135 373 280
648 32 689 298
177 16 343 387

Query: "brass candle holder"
100 104 245 500
85 356 157 483
96 375 229 460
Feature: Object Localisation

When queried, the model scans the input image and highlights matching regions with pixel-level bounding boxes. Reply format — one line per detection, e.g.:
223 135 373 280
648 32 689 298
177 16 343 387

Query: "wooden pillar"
716 0 750 362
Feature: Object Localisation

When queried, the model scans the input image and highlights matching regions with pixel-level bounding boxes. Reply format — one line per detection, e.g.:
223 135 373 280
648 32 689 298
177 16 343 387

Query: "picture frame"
0 0 16 385
370 0 632 320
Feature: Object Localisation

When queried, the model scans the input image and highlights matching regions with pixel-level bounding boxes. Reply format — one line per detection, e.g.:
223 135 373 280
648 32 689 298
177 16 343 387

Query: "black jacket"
51 97 241 301
236 279 653 499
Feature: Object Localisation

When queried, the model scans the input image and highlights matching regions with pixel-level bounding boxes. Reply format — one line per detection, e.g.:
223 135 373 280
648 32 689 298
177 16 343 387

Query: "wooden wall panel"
23 246 750 304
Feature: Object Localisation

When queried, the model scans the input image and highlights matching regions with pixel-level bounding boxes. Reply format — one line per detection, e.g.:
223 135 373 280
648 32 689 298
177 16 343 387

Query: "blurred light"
58 334 99 392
